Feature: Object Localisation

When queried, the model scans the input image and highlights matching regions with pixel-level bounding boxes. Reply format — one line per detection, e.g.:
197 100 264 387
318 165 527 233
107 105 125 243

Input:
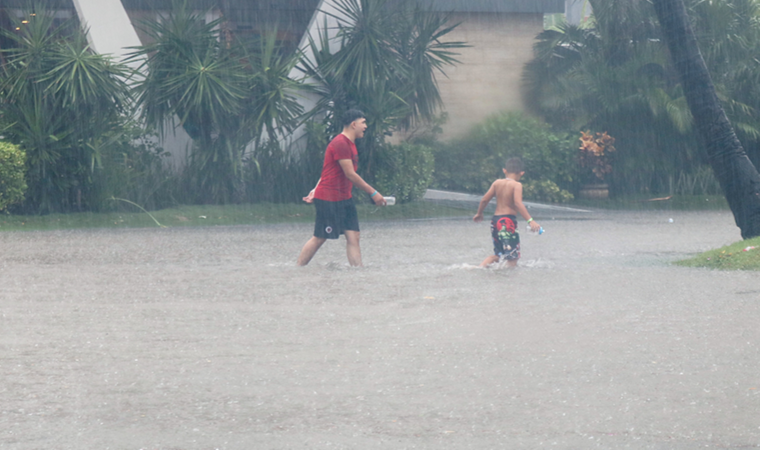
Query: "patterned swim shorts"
490 214 520 261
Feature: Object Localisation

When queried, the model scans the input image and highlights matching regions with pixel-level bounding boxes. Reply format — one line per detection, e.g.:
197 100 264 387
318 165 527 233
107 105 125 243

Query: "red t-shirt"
314 134 358 202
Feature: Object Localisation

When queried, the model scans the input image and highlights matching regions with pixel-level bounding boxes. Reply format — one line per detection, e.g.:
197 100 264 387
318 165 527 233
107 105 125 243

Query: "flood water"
2 209 759 449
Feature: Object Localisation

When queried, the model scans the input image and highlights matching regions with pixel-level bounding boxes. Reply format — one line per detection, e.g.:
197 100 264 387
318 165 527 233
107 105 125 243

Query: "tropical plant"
0 141 27 211
128 1 304 204
91 124 177 211
245 120 329 203
0 8 131 213
432 112 576 203
373 142 435 203
652 0 760 238
522 0 760 195
297 0 466 184
578 131 616 183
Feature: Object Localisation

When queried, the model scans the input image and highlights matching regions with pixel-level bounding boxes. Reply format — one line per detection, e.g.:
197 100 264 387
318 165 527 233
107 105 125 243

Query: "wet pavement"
1 206 759 449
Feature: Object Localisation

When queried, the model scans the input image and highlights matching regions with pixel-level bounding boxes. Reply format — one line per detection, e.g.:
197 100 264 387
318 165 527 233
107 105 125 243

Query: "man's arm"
513 183 541 231
338 159 386 206
473 183 496 222
302 178 321 203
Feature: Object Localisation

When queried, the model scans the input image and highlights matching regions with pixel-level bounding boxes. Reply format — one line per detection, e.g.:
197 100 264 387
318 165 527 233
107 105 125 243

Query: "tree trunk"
652 0 760 239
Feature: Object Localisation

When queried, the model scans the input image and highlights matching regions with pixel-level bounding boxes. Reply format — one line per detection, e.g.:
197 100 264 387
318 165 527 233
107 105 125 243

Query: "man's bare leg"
297 236 327 266
344 230 362 267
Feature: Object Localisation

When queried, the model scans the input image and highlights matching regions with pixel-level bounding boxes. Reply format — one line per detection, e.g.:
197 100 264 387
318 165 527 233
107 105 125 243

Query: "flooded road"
1 209 759 449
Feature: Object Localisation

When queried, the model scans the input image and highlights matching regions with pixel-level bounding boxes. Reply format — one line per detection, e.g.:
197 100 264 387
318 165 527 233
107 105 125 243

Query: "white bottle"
384 196 396 205
526 225 544 235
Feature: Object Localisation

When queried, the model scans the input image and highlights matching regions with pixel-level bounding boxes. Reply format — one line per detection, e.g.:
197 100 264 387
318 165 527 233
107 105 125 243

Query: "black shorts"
491 214 520 261
313 198 360 239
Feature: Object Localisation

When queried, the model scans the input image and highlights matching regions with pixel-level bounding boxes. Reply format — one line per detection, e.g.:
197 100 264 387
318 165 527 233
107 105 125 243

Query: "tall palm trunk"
652 0 760 239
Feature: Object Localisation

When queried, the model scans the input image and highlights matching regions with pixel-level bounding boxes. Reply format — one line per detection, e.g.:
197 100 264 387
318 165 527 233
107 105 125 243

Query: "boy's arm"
513 183 541 231
338 159 386 206
473 183 496 222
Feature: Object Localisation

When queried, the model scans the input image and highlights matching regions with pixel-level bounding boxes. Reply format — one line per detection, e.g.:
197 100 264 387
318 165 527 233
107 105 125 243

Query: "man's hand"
303 189 315 203
372 192 387 206
529 220 541 232
473 213 484 223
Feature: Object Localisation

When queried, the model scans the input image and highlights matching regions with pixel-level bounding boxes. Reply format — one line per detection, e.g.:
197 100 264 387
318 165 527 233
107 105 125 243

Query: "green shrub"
523 179 574 203
0 141 27 211
373 142 435 203
245 121 327 203
433 112 576 202
91 127 177 211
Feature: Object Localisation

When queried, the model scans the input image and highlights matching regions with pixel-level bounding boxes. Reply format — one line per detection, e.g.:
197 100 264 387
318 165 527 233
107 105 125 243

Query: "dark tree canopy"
652 0 760 239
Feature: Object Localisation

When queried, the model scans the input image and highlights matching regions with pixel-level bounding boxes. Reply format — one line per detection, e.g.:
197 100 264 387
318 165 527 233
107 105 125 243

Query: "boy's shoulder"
493 178 520 188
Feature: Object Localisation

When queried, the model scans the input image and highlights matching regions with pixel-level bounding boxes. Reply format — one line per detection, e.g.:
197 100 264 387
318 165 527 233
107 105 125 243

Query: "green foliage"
90 126 177 211
373 142 435 203
522 0 760 194
0 141 27 211
676 236 760 271
433 112 576 203
0 8 132 213
245 121 328 203
128 0 303 204
298 0 466 183
0 202 471 232
523 179 574 204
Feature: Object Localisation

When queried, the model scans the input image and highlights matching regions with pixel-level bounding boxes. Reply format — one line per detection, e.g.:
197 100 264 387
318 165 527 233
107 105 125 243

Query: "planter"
579 183 609 199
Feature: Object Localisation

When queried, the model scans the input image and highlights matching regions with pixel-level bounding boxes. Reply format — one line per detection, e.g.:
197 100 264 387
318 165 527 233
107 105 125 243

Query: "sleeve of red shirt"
331 137 353 161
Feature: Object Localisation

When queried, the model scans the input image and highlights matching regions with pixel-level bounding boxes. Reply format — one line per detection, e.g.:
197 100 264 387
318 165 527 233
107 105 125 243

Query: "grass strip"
675 236 760 271
0 202 471 232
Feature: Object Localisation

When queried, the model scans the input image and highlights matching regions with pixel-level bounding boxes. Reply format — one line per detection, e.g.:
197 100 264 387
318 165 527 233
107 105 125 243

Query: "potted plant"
578 131 616 199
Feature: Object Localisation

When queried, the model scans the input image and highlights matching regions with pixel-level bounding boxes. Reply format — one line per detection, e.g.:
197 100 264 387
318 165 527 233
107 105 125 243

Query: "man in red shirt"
297 110 386 267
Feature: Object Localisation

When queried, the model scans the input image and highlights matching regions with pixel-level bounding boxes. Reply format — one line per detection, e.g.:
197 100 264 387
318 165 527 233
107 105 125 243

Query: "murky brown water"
1 209 758 449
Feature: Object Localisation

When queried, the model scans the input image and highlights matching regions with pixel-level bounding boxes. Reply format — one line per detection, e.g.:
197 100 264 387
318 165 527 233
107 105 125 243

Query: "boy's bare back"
491 178 521 216
473 169 535 227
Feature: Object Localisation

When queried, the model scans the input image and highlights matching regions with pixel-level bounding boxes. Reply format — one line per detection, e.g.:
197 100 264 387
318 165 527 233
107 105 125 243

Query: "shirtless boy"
473 157 541 268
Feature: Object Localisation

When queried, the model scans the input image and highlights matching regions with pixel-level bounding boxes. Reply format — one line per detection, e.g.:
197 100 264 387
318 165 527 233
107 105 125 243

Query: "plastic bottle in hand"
526 225 544 235
384 196 396 205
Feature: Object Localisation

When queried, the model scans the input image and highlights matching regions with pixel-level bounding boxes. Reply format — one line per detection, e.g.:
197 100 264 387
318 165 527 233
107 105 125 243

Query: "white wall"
70 0 141 65
565 0 592 26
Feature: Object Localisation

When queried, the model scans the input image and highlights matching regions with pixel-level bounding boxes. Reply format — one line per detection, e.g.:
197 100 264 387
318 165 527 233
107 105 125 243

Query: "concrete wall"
435 12 544 140
71 0 141 64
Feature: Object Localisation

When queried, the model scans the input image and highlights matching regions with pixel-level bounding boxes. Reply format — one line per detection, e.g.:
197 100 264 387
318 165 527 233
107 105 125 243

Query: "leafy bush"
91 127 177 211
1 11 131 213
373 142 435 203
0 141 27 211
523 179 574 203
245 121 327 203
129 7 304 205
433 112 576 202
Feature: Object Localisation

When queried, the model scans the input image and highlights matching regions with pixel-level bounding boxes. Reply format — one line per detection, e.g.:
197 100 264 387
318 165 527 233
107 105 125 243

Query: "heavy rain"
1 0 760 449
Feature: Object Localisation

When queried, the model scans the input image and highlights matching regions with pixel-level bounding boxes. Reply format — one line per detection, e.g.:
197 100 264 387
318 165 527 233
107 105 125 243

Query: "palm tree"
128 1 303 204
522 0 760 196
298 0 465 182
692 0 760 166
0 8 131 213
652 0 760 239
